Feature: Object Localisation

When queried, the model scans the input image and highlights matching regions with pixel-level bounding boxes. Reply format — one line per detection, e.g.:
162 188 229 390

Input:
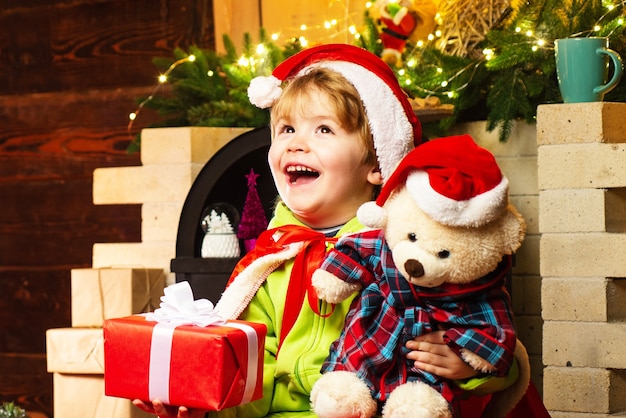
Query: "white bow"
146 281 225 327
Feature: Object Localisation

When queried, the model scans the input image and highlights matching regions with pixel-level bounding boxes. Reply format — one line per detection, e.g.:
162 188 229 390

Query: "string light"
126 54 196 140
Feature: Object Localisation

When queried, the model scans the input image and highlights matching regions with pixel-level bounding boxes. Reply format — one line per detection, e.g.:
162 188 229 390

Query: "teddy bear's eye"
407 233 417 242
438 250 450 259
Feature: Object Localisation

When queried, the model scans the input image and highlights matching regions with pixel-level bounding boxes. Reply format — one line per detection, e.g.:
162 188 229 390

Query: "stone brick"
542 277 610 322
511 195 538 235
539 189 607 233
513 234 539 275
538 143 626 190
515 314 543 355
92 242 175 273
500 156 538 195
140 126 253 165
540 233 626 277
543 321 626 369
543 366 626 413
93 163 203 204
141 202 184 242
537 102 626 145
511 274 542 315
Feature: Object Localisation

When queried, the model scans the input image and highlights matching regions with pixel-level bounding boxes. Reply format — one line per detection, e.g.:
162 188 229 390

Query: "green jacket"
212 202 362 417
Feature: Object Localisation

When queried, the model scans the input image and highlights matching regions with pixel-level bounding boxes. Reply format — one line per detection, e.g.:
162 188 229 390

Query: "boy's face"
269 90 382 229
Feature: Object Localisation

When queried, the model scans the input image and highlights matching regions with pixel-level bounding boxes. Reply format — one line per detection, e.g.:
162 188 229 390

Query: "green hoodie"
212 202 362 417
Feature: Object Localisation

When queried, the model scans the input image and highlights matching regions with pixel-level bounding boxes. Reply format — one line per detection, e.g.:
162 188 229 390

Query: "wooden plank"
0 0 215 95
0 353 52 417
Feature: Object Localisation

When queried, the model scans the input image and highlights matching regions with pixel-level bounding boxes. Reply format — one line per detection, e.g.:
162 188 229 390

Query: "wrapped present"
46 327 104 374
104 281 266 411
71 267 165 327
53 373 154 418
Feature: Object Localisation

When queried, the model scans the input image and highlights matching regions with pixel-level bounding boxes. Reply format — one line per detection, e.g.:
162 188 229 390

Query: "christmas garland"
130 0 626 150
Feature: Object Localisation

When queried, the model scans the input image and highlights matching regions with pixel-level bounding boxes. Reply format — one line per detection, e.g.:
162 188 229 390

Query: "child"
134 44 520 418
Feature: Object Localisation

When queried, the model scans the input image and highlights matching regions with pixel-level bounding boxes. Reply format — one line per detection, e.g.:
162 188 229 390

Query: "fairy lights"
127 0 626 141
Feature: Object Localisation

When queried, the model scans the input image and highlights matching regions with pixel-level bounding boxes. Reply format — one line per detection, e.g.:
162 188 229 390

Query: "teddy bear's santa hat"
247 43 421 181
358 134 509 228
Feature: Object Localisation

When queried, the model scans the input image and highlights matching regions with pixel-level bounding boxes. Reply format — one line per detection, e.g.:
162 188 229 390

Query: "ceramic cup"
555 37 623 103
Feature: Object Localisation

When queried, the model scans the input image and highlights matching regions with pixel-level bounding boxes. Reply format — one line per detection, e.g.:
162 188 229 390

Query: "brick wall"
538 102 626 417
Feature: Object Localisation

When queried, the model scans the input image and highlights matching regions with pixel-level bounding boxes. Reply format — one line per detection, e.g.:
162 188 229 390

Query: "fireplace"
170 126 276 302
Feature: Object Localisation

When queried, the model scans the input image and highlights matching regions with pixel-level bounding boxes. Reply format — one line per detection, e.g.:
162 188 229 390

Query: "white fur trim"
248 75 283 109
316 61 414 181
357 201 387 228
215 243 302 319
406 170 509 227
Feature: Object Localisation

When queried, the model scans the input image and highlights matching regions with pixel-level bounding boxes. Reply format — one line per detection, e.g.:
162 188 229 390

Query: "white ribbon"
145 281 226 327
144 281 259 406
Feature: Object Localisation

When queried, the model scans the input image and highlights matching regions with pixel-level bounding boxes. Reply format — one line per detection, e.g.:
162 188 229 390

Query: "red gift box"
103 315 266 410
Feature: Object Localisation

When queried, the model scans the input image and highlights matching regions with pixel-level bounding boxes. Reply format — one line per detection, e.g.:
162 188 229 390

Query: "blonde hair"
270 67 377 166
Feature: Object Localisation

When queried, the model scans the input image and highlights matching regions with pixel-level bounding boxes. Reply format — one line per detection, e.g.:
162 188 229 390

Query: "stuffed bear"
310 135 530 418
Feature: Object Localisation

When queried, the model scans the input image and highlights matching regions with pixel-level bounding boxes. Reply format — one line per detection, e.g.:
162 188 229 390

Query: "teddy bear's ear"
501 204 527 253
357 201 387 228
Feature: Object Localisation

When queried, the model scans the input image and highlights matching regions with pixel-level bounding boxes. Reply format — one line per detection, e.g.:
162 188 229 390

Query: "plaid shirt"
319 228 517 405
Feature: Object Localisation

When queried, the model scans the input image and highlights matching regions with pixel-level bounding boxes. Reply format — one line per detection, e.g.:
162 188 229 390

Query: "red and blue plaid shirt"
319 228 517 407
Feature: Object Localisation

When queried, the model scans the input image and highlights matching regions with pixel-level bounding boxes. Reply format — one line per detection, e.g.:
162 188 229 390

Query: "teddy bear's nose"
405 259 425 278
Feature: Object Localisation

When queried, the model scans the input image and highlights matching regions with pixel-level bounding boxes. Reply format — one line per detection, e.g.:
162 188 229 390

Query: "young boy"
134 44 508 418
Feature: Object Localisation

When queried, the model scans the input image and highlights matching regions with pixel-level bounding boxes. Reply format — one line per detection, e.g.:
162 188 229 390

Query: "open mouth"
286 165 320 184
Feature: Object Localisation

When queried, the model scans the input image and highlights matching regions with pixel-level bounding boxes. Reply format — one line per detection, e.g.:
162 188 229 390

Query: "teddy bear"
310 134 531 418
370 0 438 66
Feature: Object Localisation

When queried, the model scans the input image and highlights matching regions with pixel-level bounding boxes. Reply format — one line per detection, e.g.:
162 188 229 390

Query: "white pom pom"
357 201 387 228
248 75 282 108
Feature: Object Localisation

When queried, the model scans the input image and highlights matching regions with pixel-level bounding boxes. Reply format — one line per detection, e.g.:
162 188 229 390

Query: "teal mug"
555 37 623 103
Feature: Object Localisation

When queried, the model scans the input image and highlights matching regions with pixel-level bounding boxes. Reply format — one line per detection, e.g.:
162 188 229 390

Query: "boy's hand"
132 399 206 418
405 330 479 380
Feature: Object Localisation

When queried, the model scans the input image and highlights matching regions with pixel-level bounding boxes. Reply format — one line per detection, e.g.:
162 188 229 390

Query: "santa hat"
358 134 509 228
247 43 421 180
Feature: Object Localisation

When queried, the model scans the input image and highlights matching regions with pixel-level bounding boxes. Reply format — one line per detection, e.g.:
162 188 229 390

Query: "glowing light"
594 25 601 31
435 30 442 37
406 58 417 67
417 40 424 47
526 30 533 37
271 33 279 41
349 25 357 34
405 79 412 86
256 44 266 54
436 67 443 73
532 45 538 51
428 34 435 41
619 18 624 25
238 56 250 67
188 55 196 62
207 70 214 77
324 21 332 29
447 91 455 98
537 39 546 46
515 27 522 33
398 69 406 76
158 74 167 83
300 24 307 31
129 112 137 121
441 80 448 87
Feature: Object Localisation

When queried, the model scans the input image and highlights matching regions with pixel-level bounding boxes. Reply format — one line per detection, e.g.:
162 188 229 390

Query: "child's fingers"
151 399 180 417
132 399 156 414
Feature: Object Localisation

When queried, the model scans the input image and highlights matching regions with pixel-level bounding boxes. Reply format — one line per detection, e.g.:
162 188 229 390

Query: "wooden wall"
0 1 215 416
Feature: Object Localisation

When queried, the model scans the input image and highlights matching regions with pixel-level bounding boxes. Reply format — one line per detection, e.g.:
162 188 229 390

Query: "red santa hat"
358 134 509 228
247 43 421 180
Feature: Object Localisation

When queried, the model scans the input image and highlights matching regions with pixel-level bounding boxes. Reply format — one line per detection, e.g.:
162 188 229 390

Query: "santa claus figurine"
374 0 438 67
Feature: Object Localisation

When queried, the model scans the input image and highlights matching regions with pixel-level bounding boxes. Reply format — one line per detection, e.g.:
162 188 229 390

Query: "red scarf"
228 225 337 354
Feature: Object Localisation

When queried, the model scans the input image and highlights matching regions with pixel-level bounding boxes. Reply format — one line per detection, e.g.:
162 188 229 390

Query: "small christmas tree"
237 169 269 252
